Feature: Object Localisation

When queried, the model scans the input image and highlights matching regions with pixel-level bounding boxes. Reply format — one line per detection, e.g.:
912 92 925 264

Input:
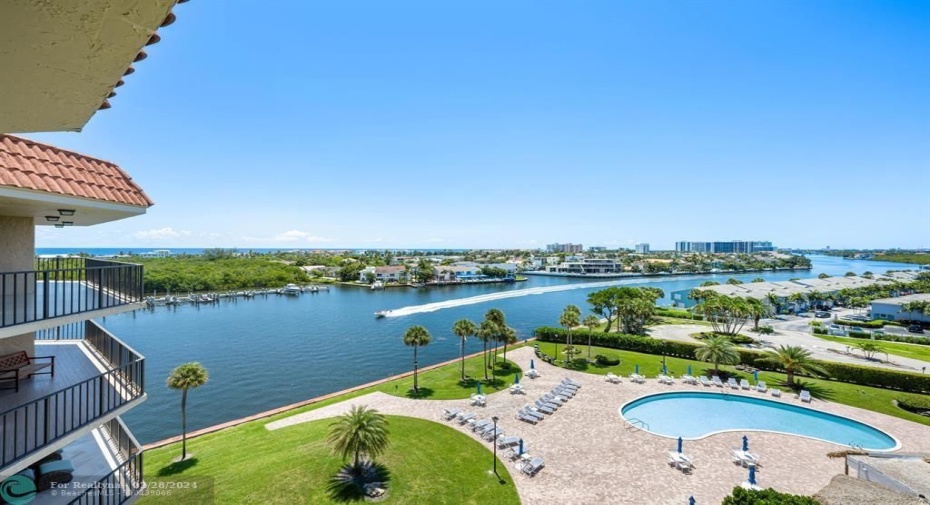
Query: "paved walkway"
265 346 930 505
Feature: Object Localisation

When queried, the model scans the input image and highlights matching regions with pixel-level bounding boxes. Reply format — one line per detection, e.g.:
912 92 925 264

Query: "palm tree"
582 315 600 360
757 345 826 387
765 292 782 315
744 297 768 331
327 405 390 472
452 319 477 381
402 326 431 394
476 320 498 382
166 362 209 461
559 305 581 363
694 336 740 375
484 309 506 367
501 326 518 362
787 292 807 313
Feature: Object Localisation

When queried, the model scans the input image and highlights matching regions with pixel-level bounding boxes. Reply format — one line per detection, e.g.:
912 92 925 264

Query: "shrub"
692 332 755 345
655 308 703 320
896 395 930 414
812 327 828 335
594 354 620 366
848 331 871 339
721 486 819 505
814 361 930 394
841 332 930 346
757 325 774 335
835 319 885 328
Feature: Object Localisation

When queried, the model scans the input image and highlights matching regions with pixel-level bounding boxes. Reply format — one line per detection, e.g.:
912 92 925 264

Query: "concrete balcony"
0 258 144 339
0 321 145 474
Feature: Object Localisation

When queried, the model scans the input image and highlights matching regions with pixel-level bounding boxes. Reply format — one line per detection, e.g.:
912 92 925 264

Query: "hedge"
835 319 885 328
534 327 930 394
812 327 827 335
896 395 930 414
594 354 620 366
840 331 930 347
722 487 818 505
692 332 755 344
655 307 704 321
848 331 871 339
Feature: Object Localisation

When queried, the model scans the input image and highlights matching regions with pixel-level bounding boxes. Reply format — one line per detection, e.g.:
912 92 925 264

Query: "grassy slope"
534 341 930 427
813 334 930 362
141 416 519 505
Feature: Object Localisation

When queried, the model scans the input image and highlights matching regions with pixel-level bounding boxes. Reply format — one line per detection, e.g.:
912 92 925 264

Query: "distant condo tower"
547 243 583 253
675 240 774 253
635 243 650 254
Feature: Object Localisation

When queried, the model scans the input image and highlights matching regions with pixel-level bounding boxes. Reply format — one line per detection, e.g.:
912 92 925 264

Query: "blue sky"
28 0 930 250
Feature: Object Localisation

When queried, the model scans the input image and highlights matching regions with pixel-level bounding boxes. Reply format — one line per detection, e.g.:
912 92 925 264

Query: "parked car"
828 325 847 336
908 325 925 334
814 311 831 318
849 326 866 333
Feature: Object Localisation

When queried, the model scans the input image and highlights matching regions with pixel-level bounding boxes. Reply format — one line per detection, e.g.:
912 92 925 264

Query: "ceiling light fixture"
45 216 60 222
58 209 75 216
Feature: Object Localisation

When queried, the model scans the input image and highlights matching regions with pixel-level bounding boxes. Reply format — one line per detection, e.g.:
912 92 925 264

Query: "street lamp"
491 416 499 476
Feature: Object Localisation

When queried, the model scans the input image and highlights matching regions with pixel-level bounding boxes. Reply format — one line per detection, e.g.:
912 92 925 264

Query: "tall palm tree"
744 297 768 331
327 405 390 472
765 292 781 315
402 326 431 394
758 345 826 387
501 326 518 362
559 305 581 363
582 315 600 360
477 320 498 382
694 336 740 375
452 319 477 381
166 362 209 461
787 292 807 313
484 309 506 367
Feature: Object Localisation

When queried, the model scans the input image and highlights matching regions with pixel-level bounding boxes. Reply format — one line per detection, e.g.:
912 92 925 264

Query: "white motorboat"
283 283 301 295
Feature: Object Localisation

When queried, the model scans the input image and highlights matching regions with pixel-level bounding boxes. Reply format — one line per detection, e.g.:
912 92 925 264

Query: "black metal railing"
0 258 143 329
64 417 144 505
1 322 145 468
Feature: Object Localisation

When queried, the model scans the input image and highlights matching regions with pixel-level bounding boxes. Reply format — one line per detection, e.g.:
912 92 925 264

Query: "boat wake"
383 279 643 317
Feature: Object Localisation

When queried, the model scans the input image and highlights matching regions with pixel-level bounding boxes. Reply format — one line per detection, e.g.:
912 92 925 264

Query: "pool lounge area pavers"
267 346 930 505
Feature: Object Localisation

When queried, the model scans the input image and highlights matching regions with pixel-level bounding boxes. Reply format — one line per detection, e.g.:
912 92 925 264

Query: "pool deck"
266 346 930 505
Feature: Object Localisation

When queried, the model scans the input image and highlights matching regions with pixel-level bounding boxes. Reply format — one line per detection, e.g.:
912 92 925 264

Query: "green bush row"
841 332 930 347
534 327 930 394
692 332 755 344
848 331 871 339
655 307 704 321
835 319 885 328
896 395 930 413
722 487 819 505
594 354 620 366
812 327 828 335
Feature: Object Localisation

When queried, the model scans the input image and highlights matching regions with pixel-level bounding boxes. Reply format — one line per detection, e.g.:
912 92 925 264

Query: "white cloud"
272 230 333 243
133 227 192 240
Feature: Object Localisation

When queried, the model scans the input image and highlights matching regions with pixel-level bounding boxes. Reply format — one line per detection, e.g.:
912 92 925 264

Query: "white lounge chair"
504 446 527 461
497 436 520 449
713 376 724 387
630 374 645 384
442 408 462 421
532 402 555 415
771 389 781 398
740 379 750 390
755 381 767 393
541 393 566 405
457 412 476 425
482 427 504 441
606 372 621 383
516 410 538 424
520 456 545 476
471 419 491 432
727 378 740 389
535 399 559 411
700 376 712 387
561 378 581 387
800 390 812 403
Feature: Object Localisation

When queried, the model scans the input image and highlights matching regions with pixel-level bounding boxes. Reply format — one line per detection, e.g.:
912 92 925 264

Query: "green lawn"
534 341 930 427
141 416 519 505
813 335 930 363
367 351 523 400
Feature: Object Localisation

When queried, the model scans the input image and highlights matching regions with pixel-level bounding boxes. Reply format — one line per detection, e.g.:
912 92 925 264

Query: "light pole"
491 416 499 476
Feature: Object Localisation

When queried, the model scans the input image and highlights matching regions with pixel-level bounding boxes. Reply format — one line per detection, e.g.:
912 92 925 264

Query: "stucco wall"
0 332 35 357
0 216 34 272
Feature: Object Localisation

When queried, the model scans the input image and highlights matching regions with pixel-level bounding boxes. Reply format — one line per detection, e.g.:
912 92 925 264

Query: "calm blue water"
620 391 897 450
93 255 914 443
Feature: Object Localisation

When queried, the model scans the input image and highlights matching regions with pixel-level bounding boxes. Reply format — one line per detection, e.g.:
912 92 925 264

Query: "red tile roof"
0 135 153 207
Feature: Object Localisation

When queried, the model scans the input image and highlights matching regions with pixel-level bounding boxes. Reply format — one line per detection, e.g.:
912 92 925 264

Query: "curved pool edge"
618 390 902 452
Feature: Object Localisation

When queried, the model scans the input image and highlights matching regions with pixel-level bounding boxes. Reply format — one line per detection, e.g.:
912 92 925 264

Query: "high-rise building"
547 243 583 253
635 243 650 254
675 241 775 253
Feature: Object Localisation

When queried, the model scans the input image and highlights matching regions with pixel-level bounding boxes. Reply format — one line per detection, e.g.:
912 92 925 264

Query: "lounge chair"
457 412 476 425
771 389 781 398
520 456 545 476
497 436 520 449
442 408 462 421
712 376 724 387
541 393 566 405
532 402 556 415
755 381 767 393
536 399 559 411
606 372 622 383
727 378 740 389
552 386 575 397
556 384 579 393
700 376 712 387
561 378 581 387
800 390 812 403
630 374 645 384
740 379 750 390
504 446 527 461
483 427 504 441
516 409 540 424
521 407 545 420
472 419 491 432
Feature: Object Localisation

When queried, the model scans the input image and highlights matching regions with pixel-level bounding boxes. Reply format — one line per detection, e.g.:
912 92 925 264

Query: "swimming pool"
619 391 898 451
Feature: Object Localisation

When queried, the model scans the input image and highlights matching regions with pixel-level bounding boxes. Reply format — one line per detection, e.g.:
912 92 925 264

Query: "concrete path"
266 346 930 505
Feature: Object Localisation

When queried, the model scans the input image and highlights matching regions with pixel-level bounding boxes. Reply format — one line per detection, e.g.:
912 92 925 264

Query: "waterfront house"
433 265 481 282
546 258 623 275
374 266 407 283
871 293 930 323
0 1 180 501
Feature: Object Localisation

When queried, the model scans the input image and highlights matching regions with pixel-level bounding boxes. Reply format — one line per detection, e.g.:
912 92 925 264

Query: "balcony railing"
66 417 144 505
1 321 145 468
0 258 143 329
